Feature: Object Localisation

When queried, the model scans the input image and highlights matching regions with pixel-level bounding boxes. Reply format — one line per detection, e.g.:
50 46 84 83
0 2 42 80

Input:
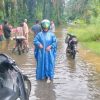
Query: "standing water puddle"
0 27 100 100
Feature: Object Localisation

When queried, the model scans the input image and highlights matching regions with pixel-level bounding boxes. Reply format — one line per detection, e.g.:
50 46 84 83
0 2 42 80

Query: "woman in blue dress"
33 19 57 83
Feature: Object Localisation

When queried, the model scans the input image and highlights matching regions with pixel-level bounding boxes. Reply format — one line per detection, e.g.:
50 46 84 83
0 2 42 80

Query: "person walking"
2 20 11 49
33 19 57 83
23 19 29 48
0 24 3 49
31 19 41 38
12 23 26 53
50 20 55 33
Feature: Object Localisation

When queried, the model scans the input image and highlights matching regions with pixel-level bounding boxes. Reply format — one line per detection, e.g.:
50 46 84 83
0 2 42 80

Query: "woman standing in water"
33 19 57 83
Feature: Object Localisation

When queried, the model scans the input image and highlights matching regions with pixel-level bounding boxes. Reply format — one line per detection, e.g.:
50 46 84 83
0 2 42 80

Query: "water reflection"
35 81 56 100
67 57 76 73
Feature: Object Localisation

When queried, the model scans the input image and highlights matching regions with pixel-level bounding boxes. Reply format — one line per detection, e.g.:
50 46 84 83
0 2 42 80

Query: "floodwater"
0 27 100 100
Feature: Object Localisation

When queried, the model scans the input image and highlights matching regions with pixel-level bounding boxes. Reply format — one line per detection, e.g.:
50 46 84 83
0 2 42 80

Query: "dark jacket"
31 24 41 37
3 25 11 39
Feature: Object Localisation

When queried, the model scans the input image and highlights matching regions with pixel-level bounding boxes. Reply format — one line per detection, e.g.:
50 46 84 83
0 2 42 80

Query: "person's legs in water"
0 35 3 49
46 74 53 83
26 33 29 48
22 39 29 52
46 77 50 83
24 33 29 51
0 41 2 49
6 38 10 49
46 77 53 83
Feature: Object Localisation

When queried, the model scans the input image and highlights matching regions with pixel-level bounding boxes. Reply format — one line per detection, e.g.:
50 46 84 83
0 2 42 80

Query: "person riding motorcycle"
65 33 78 59
65 33 78 48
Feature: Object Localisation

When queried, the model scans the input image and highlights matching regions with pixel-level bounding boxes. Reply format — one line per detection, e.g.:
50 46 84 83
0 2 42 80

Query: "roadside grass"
68 24 100 42
68 24 100 55
81 41 100 55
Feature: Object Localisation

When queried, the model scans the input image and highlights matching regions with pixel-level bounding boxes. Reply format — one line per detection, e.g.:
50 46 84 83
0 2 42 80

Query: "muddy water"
78 46 100 72
1 27 100 100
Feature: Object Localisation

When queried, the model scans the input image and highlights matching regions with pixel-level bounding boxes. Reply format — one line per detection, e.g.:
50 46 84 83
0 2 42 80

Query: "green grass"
68 24 100 55
81 41 100 55
68 24 100 42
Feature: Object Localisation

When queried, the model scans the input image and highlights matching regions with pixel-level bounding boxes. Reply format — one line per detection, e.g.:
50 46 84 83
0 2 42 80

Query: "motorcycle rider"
65 33 78 48
65 33 78 59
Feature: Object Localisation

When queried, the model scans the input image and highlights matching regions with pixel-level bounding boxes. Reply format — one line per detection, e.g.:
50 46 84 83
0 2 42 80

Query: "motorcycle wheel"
66 47 69 54
72 50 76 59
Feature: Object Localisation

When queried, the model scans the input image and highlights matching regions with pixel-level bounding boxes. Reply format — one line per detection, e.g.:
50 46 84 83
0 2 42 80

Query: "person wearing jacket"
2 21 11 49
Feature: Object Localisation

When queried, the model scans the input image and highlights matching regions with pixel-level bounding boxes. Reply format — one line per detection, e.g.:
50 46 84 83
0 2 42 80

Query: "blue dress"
33 31 57 80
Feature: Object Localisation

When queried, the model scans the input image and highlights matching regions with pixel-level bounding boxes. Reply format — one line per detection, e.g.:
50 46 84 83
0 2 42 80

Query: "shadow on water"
35 81 56 100
67 57 76 73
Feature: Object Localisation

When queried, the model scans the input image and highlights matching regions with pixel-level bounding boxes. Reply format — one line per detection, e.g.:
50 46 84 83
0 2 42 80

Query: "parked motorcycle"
0 53 31 100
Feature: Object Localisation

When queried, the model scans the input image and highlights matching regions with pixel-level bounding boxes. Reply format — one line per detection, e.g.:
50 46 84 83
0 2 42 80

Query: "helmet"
41 19 50 30
24 19 27 22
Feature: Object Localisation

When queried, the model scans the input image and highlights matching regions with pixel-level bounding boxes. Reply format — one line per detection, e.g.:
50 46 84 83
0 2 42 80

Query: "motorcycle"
66 36 78 59
0 53 31 100
12 36 29 55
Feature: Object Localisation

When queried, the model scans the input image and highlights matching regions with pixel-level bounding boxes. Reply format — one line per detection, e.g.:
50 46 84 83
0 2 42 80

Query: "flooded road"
0 27 100 100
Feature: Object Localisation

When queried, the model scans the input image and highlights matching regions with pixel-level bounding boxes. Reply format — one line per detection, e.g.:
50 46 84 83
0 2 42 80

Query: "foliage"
65 0 100 24
0 0 65 26
82 42 100 55
65 0 100 55
68 24 100 42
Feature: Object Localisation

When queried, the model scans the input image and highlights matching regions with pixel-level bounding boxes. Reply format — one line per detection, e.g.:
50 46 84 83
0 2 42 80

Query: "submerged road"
1 27 100 100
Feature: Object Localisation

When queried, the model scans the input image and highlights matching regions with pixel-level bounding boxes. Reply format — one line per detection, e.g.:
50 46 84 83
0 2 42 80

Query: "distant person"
2 20 11 49
23 19 29 48
16 23 24 37
33 19 57 83
31 20 41 37
0 24 3 49
12 23 26 52
50 20 55 33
